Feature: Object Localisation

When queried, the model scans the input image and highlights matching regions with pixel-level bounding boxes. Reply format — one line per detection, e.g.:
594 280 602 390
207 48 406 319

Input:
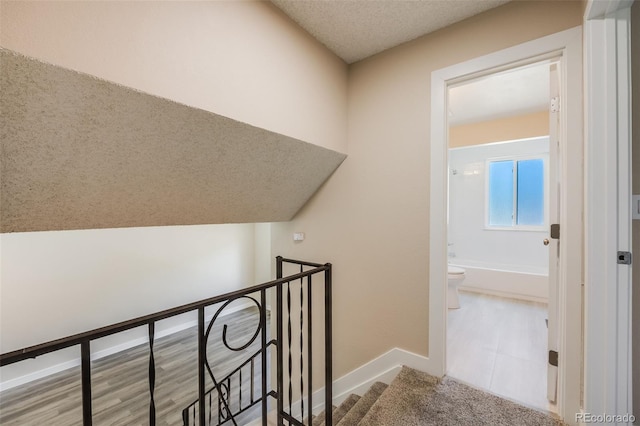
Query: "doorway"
444 60 557 412
428 27 583 423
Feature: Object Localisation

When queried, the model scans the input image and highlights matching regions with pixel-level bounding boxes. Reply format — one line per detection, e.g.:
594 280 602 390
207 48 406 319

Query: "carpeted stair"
309 366 564 426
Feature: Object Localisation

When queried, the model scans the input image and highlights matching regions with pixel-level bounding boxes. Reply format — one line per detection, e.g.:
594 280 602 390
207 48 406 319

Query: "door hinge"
550 224 560 239
549 350 558 367
550 96 560 113
617 251 632 265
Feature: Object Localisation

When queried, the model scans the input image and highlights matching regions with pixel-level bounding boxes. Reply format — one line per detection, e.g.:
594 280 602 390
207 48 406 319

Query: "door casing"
429 26 583 423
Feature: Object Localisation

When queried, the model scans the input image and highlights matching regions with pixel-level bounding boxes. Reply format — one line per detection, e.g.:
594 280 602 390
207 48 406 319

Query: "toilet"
447 266 466 309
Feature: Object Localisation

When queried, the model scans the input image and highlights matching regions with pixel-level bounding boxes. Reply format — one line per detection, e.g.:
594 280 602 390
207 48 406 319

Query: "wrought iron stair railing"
182 340 277 425
0 256 333 426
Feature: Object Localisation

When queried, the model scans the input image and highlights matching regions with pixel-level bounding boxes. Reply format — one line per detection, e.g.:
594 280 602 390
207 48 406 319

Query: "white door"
546 62 560 403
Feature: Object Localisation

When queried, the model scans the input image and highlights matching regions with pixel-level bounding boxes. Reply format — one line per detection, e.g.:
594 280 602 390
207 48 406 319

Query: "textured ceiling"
271 0 512 63
0 49 346 233
448 61 550 125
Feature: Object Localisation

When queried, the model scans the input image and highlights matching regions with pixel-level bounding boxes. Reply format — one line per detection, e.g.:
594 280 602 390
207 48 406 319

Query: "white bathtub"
449 259 549 302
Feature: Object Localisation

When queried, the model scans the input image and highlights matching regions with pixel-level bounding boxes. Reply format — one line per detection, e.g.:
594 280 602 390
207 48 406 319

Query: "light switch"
634 195 640 220
293 232 305 241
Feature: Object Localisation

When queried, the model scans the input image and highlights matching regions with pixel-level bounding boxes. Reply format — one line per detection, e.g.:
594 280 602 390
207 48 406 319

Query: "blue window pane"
516 159 544 225
488 161 514 226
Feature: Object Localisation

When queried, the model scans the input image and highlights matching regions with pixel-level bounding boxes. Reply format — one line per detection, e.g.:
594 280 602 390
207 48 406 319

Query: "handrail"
0 257 333 426
0 264 329 366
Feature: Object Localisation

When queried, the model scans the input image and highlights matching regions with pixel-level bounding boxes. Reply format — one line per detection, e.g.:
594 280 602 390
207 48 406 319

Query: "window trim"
484 153 549 231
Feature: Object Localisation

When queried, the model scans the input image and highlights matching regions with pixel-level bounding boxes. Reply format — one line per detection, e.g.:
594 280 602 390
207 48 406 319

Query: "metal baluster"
299 265 304 420
227 378 231 418
148 322 156 426
81 341 92 426
260 289 267 426
276 257 284 425
287 280 292 415
324 264 333 426
218 388 223 424
198 307 206 426
208 391 212 426
239 368 243 410
182 407 189 425
251 358 255 404
307 274 313 426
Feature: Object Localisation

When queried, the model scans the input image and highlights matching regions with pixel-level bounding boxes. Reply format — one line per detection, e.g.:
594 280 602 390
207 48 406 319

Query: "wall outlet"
633 195 640 220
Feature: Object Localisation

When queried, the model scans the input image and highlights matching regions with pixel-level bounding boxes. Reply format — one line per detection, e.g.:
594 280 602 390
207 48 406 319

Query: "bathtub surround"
449 261 548 302
448 137 550 300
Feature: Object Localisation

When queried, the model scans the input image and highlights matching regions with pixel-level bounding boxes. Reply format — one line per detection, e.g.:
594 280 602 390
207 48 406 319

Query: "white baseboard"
0 302 254 392
292 347 435 416
249 347 435 425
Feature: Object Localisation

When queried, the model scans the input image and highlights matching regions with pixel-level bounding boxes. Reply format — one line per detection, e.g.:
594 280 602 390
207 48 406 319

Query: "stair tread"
313 405 337 426
335 382 389 426
318 394 360 426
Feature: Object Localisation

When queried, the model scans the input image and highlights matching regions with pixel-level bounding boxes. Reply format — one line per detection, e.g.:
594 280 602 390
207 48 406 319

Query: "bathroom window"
487 157 546 229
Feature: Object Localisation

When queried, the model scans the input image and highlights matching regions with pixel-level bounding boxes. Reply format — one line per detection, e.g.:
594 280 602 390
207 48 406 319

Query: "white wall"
448 137 550 273
0 224 259 386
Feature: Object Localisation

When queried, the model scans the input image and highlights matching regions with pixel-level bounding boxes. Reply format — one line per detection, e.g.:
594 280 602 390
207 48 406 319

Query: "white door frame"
583 0 634 422
429 26 583 422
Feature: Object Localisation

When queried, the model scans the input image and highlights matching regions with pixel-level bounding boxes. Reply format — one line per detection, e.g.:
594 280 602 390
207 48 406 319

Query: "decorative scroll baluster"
287 281 292 415
307 273 313 426
299 265 304 420
148 322 156 426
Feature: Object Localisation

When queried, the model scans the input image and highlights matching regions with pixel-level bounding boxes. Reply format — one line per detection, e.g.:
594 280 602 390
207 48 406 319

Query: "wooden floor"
447 290 556 413
0 307 270 426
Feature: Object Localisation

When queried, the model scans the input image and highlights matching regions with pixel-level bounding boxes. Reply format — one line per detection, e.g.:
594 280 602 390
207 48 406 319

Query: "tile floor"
446 290 556 413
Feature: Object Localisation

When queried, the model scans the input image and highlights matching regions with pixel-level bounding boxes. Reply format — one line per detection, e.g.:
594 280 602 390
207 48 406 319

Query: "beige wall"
449 110 549 148
632 1 640 421
0 1 346 386
272 0 582 382
0 0 347 152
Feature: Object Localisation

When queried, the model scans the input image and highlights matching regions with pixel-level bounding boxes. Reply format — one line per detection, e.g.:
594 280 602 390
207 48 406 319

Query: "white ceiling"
270 0 511 64
448 61 550 126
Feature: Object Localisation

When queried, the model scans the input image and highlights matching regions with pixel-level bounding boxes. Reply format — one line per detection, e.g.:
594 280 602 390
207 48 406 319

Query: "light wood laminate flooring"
0 307 270 426
446 290 556 413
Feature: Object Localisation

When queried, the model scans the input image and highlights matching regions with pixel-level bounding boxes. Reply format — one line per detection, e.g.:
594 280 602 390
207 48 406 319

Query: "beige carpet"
357 367 564 426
